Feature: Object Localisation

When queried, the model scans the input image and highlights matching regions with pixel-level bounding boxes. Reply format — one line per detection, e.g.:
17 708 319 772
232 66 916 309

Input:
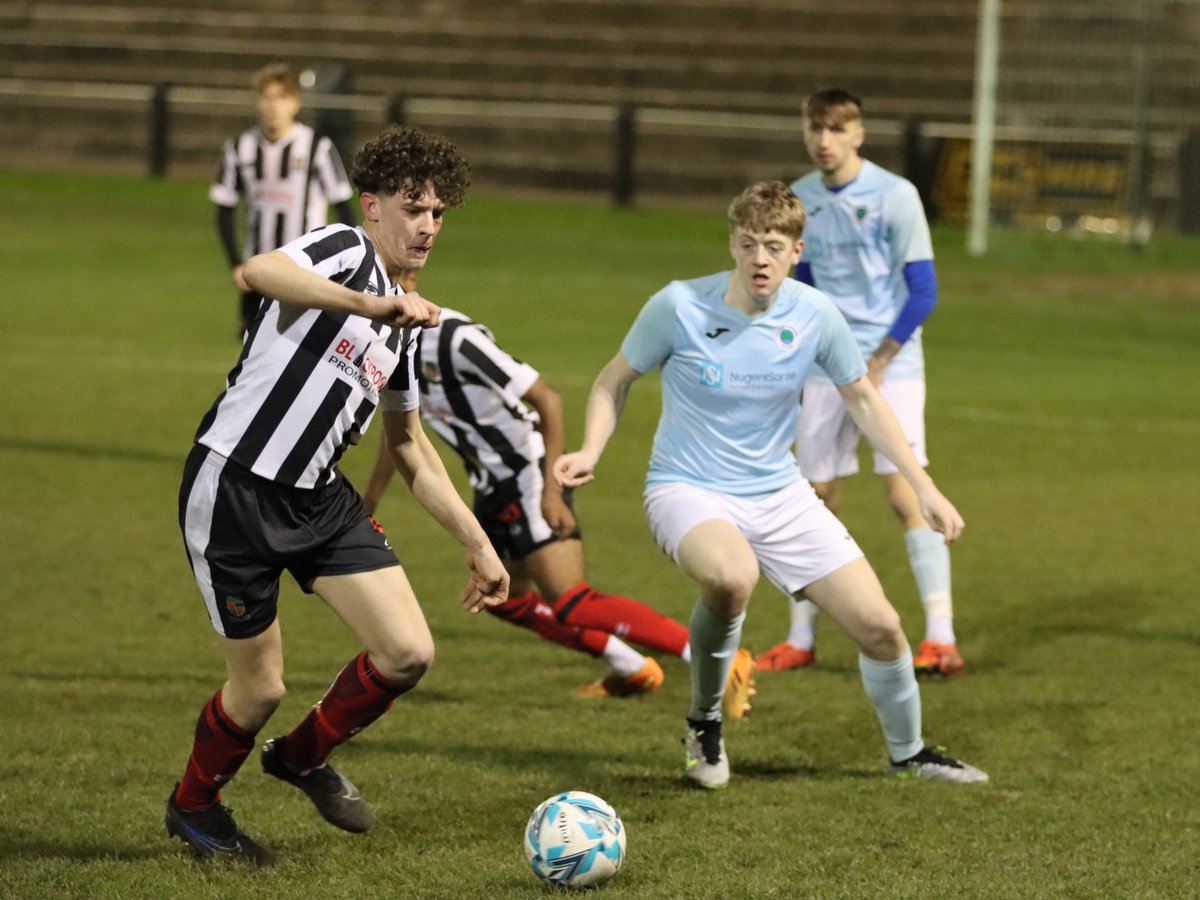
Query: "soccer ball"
524 790 626 888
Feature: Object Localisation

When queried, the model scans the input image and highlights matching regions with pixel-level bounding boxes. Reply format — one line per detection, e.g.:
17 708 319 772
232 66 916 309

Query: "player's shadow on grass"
364 734 648 780
360 736 878 788
613 758 880 794
0 829 163 864
733 757 880 781
0 435 178 466
11 669 461 707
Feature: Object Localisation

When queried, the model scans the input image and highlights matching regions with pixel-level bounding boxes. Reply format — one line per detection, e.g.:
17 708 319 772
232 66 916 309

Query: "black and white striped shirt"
195 225 419 489
209 123 353 259
417 310 543 493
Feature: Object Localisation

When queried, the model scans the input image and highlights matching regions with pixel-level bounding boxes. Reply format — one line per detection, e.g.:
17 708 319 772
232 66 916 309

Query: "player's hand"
542 489 577 540
232 263 250 292
918 487 965 543
554 451 597 488
371 291 441 328
459 546 509 612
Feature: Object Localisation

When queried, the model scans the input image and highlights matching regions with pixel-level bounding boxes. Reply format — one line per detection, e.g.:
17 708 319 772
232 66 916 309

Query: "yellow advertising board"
932 138 1132 230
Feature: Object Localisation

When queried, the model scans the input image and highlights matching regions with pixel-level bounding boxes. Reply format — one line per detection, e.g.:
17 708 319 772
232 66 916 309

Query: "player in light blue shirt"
556 182 986 790
623 270 865 497
757 88 965 678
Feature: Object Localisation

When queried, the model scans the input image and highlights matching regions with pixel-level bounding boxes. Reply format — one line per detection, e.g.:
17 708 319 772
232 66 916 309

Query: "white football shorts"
643 479 864 596
796 378 928 482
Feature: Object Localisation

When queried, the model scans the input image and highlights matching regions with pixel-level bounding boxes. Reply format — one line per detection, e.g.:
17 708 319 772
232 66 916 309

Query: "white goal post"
967 0 1199 253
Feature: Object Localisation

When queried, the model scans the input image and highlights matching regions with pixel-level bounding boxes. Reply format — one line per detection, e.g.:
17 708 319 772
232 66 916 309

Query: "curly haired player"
167 127 507 864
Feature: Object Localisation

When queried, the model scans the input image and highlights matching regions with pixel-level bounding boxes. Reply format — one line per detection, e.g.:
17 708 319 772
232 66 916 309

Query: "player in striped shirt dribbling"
167 126 508 865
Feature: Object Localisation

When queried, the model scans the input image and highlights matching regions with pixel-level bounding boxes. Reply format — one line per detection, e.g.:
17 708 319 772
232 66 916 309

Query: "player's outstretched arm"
835 375 964 542
382 409 509 609
242 251 440 327
554 354 642 488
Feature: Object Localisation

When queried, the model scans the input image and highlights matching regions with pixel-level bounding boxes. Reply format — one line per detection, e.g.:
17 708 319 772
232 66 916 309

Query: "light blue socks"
906 525 955 645
859 649 923 762
687 599 745 722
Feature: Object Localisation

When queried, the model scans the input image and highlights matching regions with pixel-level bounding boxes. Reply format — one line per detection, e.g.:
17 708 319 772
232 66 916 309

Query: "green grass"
1 169 1198 898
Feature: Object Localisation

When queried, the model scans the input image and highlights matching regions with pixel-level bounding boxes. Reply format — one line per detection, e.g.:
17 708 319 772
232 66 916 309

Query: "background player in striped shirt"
362 309 756 711
556 182 985 790
167 126 508 865
756 88 964 677
211 63 357 334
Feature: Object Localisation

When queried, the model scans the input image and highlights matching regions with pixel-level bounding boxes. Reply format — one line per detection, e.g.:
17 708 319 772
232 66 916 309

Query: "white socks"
601 636 646 678
785 597 819 650
905 525 955 644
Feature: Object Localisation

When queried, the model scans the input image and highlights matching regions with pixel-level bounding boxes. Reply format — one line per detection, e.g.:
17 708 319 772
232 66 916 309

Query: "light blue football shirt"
621 271 866 496
791 159 933 381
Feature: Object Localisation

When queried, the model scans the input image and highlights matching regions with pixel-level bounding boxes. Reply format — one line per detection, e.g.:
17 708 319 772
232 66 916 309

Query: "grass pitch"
1 169 1198 898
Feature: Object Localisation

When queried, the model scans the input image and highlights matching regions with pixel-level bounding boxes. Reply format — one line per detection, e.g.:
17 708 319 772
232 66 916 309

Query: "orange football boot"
913 640 964 676
575 657 664 698
754 641 816 672
722 648 757 720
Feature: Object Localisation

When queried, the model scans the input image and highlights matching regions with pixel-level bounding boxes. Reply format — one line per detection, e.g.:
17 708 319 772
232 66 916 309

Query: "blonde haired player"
556 182 986 790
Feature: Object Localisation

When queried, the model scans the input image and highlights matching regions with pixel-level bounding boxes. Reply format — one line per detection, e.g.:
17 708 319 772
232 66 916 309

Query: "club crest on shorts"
225 596 247 618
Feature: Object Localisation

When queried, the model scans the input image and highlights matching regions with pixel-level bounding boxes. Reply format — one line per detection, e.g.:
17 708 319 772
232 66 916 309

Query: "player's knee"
370 639 435 688
230 678 285 731
887 494 917 525
857 608 906 658
703 560 758 609
885 481 923 527
257 679 287 714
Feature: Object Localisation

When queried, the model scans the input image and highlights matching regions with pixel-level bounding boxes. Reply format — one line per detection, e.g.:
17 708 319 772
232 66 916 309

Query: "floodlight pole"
968 0 1001 256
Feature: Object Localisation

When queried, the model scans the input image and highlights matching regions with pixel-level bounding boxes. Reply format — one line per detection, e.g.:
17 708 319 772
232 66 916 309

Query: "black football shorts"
473 465 581 563
178 444 398 638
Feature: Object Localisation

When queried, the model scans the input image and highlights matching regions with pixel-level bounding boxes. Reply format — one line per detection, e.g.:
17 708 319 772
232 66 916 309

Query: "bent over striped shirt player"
362 309 723 703
167 126 507 866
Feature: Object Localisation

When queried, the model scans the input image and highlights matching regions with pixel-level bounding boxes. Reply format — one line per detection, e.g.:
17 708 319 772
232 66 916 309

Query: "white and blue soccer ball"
524 790 626 888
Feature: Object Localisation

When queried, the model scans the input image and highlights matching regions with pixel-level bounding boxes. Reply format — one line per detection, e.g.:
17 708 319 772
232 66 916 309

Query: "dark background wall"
2 0 1196 224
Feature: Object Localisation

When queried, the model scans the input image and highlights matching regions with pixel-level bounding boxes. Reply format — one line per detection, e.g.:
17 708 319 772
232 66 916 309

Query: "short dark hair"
350 126 471 207
727 181 807 240
804 87 864 126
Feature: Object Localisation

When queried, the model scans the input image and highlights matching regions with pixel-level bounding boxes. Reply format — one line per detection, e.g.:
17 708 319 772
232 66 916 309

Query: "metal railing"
1 77 1195 229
